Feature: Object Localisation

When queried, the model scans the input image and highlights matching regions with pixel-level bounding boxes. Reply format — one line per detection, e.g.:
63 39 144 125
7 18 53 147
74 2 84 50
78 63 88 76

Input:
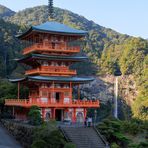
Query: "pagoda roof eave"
9 76 94 84
16 21 88 40
18 54 88 63
9 77 26 83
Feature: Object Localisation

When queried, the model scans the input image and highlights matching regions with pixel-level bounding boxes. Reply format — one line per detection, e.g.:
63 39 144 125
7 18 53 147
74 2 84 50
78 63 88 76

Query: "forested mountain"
0 5 147 120
6 5 130 60
0 19 25 77
1 5 131 76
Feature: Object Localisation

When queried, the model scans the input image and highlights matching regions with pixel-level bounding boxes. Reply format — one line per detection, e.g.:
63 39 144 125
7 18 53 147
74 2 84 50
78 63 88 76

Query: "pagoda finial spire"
48 0 54 20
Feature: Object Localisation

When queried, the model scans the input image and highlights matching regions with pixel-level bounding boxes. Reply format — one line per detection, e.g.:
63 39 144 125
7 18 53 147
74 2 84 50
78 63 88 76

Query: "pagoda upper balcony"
25 66 77 76
22 43 80 55
5 99 99 108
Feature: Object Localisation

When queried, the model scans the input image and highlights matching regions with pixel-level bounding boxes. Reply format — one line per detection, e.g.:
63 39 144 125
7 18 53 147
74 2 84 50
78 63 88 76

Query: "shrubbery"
64 143 76 148
28 106 42 126
97 118 148 147
97 118 130 147
128 142 148 148
31 122 70 148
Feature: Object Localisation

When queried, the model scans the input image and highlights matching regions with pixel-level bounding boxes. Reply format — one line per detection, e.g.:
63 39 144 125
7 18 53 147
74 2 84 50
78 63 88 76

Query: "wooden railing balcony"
39 88 71 92
5 99 100 108
22 43 80 55
25 66 77 76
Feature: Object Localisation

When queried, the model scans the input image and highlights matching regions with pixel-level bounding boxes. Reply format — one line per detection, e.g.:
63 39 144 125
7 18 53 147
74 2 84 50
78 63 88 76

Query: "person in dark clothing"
84 117 88 127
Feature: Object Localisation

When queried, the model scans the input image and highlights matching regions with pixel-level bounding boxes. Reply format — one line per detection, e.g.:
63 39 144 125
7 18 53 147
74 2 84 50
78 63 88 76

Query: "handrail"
25 67 77 75
5 99 99 108
93 126 110 148
5 99 99 103
5 99 99 105
22 43 80 55
59 127 71 142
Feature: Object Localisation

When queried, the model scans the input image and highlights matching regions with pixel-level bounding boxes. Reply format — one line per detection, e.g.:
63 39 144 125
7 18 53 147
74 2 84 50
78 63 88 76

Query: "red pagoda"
5 21 99 122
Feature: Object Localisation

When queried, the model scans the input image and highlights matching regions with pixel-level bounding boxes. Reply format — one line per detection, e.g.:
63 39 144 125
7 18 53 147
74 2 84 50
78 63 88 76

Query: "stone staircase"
60 127 109 148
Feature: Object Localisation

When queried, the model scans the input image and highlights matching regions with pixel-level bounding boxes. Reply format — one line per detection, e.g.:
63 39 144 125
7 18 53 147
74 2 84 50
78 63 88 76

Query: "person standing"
88 117 91 127
84 117 87 127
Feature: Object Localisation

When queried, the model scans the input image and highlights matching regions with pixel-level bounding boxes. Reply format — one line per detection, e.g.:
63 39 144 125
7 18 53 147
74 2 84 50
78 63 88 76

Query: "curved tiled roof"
17 21 87 39
18 54 88 63
9 76 94 84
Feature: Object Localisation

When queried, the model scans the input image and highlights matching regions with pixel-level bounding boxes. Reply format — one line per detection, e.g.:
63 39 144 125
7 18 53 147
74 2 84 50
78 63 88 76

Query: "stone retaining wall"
1 119 35 148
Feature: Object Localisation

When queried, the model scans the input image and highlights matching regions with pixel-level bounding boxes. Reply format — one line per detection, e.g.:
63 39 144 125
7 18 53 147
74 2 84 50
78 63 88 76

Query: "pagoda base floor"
11 107 87 123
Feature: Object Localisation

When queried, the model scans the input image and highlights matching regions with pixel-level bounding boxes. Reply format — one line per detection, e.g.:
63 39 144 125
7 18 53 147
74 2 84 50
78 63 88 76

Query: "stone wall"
1 119 35 148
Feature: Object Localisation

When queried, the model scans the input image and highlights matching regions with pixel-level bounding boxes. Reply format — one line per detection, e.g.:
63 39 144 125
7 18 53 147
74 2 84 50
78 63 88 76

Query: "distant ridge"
0 4 15 17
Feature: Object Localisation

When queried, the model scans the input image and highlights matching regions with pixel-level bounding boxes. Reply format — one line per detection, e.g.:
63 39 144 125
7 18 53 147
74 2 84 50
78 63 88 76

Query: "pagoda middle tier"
19 54 88 77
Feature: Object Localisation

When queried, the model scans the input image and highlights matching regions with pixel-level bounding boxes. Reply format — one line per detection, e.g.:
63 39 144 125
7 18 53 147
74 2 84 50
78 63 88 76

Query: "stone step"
61 127 107 148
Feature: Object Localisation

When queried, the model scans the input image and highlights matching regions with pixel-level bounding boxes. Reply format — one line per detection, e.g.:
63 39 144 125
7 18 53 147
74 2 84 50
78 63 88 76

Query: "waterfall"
114 76 118 118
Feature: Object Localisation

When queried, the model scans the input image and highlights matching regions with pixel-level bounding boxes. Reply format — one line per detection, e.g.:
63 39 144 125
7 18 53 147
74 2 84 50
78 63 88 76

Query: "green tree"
28 106 42 126
32 122 66 148
64 143 76 148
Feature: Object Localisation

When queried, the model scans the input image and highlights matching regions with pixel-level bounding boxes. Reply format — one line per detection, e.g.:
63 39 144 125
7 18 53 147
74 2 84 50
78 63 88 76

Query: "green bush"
114 132 130 146
138 142 148 148
31 139 47 148
47 130 66 148
129 142 148 148
122 121 141 135
97 118 147 147
122 119 148 135
128 143 139 148
32 122 66 148
64 143 76 148
28 106 42 126
111 143 120 148
97 118 130 147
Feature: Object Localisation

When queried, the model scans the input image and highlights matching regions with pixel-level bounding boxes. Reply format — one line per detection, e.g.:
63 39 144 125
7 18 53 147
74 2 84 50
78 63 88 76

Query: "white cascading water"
114 76 118 118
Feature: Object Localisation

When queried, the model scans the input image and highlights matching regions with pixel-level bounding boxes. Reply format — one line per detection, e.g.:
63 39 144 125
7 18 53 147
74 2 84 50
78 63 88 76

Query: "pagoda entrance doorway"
55 109 63 121
45 112 51 121
76 112 84 123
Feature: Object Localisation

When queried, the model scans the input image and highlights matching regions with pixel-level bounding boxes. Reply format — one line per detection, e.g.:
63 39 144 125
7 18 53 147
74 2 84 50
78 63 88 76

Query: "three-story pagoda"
5 21 99 122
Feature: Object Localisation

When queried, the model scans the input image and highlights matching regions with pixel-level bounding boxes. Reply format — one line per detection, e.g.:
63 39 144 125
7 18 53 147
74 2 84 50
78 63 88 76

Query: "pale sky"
0 0 148 38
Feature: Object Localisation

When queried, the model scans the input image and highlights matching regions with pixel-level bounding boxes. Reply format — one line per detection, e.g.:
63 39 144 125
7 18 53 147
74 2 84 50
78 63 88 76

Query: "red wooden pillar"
73 108 76 122
17 82 20 99
61 110 64 121
52 108 55 119
84 108 87 119
42 108 45 120
52 81 55 102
